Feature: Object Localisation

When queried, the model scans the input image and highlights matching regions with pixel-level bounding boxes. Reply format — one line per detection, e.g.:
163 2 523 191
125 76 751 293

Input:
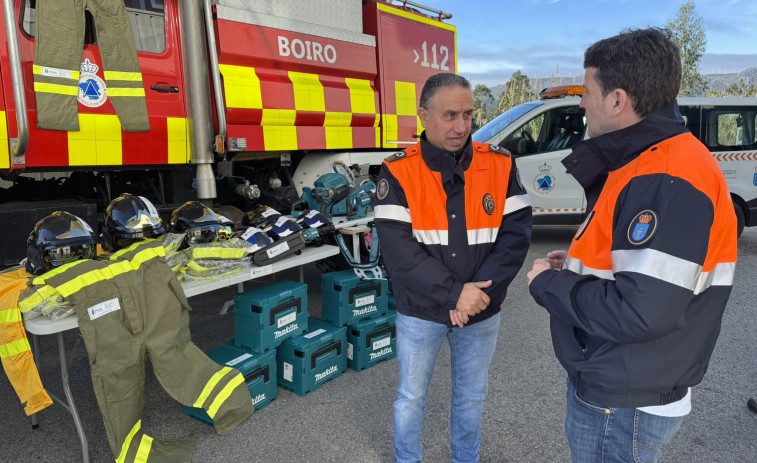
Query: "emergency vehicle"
473 85 757 237
0 0 456 265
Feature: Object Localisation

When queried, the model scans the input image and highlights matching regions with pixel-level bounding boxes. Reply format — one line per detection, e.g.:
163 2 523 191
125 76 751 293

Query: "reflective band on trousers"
207 373 245 419
116 420 153 463
33 82 79 96
193 367 234 408
104 71 143 82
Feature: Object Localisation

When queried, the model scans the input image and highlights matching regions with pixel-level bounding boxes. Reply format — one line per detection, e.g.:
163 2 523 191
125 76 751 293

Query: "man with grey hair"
375 73 532 462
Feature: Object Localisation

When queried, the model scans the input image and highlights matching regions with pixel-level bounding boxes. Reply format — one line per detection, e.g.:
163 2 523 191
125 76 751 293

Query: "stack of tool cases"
321 270 396 371
186 270 398 426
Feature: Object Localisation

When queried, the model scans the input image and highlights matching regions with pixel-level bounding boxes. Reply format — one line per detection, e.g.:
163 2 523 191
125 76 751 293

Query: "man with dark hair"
375 72 532 462
527 27 738 462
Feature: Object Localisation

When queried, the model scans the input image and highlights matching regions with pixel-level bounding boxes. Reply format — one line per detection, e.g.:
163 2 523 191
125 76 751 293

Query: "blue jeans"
393 312 501 463
565 379 685 463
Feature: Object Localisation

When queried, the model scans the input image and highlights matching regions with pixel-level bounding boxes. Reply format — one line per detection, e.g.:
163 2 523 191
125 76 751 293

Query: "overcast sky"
417 0 757 87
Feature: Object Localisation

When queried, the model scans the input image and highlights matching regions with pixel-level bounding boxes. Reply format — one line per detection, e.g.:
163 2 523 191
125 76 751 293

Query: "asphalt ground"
2 226 756 462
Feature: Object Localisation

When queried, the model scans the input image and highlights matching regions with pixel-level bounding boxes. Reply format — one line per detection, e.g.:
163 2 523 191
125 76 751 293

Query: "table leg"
30 334 40 429
57 332 89 463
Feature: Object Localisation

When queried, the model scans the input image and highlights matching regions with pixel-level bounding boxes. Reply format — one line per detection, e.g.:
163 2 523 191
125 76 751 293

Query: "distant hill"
704 67 757 92
489 68 757 101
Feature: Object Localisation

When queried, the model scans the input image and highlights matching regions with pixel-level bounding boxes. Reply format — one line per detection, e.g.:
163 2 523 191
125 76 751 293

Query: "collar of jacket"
561 101 688 190
418 132 474 185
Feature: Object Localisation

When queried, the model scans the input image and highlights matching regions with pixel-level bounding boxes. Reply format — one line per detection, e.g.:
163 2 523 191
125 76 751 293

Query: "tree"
472 84 495 131
497 70 535 114
667 1 708 96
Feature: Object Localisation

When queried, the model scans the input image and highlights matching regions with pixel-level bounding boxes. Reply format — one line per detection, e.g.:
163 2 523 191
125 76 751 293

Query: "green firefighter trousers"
33 0 150 132
37 242 253 462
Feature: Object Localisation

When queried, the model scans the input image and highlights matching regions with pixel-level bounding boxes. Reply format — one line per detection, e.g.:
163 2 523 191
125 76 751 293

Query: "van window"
702 107 757 151
21 0 166 54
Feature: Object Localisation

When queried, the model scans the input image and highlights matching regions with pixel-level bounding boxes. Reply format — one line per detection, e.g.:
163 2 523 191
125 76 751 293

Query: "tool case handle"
249 299 301 325
244 365 269 384
311 340 342 368
365 325 396 348
348 282 382 303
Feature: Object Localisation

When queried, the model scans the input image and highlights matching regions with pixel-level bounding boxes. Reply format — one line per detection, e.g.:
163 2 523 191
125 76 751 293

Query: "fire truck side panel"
0 0 189 171
213 1 380 153
363 2 457 148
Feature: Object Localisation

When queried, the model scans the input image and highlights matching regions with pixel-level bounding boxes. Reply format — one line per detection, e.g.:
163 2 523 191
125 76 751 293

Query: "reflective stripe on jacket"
530 103 737 408
375 136 532 326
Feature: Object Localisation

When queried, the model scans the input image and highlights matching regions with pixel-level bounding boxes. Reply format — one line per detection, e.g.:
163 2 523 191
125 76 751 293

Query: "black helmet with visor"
26 211 97 275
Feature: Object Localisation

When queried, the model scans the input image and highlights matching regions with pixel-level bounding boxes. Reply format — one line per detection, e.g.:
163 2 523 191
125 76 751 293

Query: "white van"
472 86 757 236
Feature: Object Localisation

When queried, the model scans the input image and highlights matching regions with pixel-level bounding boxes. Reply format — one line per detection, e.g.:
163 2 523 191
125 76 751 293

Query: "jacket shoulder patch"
487 144 511 157
384 151 407 163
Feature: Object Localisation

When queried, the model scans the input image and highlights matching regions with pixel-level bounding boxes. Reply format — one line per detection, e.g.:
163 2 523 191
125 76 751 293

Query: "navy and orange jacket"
530 102 737 408
375 134 532 326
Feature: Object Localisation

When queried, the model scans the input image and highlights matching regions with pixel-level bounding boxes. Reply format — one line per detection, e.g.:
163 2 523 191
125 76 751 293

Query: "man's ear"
610 88 632 117
418 107 428 128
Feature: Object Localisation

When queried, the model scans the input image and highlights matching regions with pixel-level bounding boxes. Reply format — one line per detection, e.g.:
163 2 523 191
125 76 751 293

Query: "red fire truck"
0 0 456 265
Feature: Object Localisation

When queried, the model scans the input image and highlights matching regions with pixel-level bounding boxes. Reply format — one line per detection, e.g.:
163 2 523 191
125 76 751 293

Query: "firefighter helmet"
101 193 165 251
26 211 98 275
170 201 225 246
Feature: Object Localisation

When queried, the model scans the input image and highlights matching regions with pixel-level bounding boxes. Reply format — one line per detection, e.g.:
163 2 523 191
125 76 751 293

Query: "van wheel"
733 201 745 238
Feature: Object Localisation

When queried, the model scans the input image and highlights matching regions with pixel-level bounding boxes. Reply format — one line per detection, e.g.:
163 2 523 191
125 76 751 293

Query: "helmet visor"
186 224 224 245
45 242 96 267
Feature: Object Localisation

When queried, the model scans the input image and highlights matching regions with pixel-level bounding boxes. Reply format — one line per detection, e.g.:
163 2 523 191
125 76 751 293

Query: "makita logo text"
352 305 377 317
370 347 393 360
251 394 266 406
315 365 338 382
274 323 298 340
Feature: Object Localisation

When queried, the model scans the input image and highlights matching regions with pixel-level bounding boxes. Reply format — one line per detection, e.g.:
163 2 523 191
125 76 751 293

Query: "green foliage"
472 84 495 131
497 70 536 114
667 1 708 96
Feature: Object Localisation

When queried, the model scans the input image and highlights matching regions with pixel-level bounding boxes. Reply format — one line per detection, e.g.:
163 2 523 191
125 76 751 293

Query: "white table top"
24 244 340 335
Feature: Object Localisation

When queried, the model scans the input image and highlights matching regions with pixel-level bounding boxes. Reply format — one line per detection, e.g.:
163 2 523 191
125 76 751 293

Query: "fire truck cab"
473 86 757 237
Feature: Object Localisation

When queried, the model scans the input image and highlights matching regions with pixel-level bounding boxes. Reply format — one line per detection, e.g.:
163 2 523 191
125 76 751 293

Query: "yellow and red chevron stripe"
712 151 757 161
2 112 189 168
220 64 382 152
